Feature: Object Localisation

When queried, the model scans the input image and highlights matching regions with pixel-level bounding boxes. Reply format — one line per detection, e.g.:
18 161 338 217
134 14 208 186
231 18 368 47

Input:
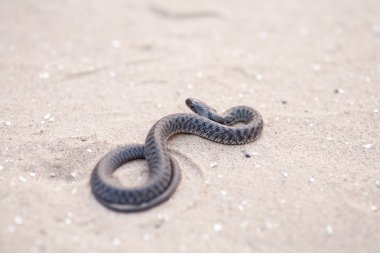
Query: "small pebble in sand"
38 71 50 79
86 148 92 153
5 121 12 126
111 40 121 48
374 108 379 113
370 205 378 212
309 177 315 183
142 233 152 241
213 223 223 232
14 216 23 225
29 172 36 177
217 174 223 178
282 172 288 178
64 217 72 225
0 165 3 170
243 150 257 158
281 100 288 105
375 180 380 187
220 190 227 196
112 237 121 246
363 143 373 149
157 213 170 222
238 201 248 211
210 162 218 168
311 64 321 71
255 74 263 81
326 137 332 141
19 176 27 182
325 225 333 234
265 221 273 229
70 172 76 178
44 113 51 120
334 88 344 94
186 83 193 90
79 137 88 142
50 172 56 177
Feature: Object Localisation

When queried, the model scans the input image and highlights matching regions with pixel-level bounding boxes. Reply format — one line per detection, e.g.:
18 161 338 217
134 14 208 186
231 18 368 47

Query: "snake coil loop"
91 98 263 212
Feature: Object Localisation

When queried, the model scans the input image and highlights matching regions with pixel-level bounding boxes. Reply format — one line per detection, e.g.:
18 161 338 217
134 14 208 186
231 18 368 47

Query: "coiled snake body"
91 98 263 212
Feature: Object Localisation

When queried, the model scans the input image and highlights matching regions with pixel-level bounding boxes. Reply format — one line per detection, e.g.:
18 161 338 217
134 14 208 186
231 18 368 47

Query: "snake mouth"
185 98 197 112
185 98 194 106
185 98 216 118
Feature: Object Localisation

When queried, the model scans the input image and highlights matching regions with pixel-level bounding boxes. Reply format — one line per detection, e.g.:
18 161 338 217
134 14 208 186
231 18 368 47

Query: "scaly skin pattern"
90 99 263 212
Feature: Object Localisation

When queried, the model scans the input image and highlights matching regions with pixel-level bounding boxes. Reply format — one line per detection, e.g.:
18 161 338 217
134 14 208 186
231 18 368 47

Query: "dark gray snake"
91 98 263 212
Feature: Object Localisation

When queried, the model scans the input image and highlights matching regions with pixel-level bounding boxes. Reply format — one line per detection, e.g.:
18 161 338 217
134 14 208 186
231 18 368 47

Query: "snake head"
185 98 217 118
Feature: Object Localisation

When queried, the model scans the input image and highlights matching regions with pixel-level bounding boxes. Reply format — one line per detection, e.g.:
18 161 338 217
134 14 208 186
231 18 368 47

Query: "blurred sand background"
1 0 380 252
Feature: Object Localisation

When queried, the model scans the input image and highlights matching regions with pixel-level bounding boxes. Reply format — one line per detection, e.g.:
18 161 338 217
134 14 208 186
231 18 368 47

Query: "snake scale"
91 98 263 212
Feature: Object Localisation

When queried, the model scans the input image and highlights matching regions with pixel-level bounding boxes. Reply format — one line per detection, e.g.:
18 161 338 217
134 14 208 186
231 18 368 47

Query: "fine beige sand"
1 0 380 252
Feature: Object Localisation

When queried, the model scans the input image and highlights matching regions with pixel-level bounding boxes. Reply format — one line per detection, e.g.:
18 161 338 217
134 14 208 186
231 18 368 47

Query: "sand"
1 0 380 252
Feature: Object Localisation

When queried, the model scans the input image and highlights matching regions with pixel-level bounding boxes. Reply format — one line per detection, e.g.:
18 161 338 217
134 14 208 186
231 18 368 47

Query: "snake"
90 98 263 212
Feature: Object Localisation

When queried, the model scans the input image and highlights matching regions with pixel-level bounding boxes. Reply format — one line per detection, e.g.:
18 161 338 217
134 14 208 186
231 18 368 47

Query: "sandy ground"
1 0 380 252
